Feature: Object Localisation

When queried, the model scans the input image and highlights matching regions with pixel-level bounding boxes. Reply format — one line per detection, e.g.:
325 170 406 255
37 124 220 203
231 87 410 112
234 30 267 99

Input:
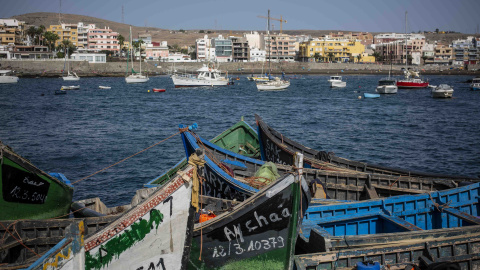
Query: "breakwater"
1 60 479 77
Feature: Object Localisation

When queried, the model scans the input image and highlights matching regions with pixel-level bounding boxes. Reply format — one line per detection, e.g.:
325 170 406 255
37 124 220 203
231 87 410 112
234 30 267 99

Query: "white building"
244 31 265 50
250 47 266 62
70 53 106 63
196 35 215 62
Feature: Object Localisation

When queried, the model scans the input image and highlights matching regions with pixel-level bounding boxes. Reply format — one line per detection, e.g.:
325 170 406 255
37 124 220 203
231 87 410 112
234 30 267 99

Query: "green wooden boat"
144 117 260 187
0 141 74 220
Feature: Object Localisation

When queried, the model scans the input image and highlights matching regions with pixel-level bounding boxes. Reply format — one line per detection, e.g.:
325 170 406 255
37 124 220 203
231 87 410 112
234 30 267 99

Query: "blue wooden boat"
294 231 480 269
255 114 480 181
297 182 480 254
179 125 465 202
363 92 380 98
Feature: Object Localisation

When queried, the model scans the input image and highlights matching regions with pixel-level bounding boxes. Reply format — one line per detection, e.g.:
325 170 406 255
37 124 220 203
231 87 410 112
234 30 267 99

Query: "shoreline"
2 60 479 77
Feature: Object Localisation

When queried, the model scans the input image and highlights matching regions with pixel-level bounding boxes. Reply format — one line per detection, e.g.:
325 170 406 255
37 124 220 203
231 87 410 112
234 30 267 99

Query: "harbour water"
1 75 479 206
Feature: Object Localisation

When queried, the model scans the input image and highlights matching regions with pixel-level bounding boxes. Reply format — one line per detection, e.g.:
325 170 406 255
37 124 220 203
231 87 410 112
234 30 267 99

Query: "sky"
1 0 480 34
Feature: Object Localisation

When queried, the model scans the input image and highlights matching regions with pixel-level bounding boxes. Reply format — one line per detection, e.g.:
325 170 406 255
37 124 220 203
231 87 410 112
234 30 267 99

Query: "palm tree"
356 54 362 63
26 26 37 45
60 39 75 58
372 51 381 63
43 31 59 52
327 52 334 63
37 25 45 46
313 52 320 62
118 34 125 55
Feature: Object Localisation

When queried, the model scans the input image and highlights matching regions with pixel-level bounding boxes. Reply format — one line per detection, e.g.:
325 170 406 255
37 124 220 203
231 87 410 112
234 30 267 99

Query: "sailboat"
62 47 80 81
376 50 398 94
256 10 290 91
125 26 149 84
396 11 428 89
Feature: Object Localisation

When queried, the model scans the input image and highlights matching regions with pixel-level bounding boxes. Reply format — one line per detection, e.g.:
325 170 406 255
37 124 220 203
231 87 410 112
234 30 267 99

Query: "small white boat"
62 72 80 81
99 86 111 89
256 77 290 91
328 75 346 88
471 78 480 91
0 70 19 84
125 74 149 84
61 85 80 90
247 75 270 82
376 78 398 94
431 84 454 98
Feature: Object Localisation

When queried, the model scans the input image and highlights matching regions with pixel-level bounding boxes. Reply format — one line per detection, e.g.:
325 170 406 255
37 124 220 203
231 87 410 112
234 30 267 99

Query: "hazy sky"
2 0 480 33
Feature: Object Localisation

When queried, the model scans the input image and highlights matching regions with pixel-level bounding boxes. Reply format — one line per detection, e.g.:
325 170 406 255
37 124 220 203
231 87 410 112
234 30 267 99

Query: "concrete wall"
1 59 479 77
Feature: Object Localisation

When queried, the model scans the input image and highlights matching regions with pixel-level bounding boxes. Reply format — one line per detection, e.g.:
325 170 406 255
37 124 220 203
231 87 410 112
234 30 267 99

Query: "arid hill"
11 12 478 48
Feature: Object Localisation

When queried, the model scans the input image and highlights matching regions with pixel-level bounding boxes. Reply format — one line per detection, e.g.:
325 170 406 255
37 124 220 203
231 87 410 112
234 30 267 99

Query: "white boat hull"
84 165 195 270
376 85 398 94
329 81 346 88
125 75 149 83
62 76 80 81
256 80 290 91
172 75 228 87
432 89 453 98
0 76 19 84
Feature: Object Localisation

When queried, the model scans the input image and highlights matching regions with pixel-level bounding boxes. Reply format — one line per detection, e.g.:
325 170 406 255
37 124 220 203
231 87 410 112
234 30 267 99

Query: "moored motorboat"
470 77 480 91
376 78 397 94
0 70 19 84
61 85 80 90
328 75 346 88
0 141 74 220
431 84 454 98
171 64 229 87
98 86 111 89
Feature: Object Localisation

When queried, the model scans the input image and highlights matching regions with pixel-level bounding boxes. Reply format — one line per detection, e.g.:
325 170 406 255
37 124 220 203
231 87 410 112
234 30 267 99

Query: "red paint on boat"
152 88 166 92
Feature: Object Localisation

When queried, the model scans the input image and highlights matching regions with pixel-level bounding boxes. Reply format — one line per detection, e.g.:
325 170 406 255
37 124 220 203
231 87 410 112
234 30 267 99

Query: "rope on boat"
72 129 186 185
0 221 41 258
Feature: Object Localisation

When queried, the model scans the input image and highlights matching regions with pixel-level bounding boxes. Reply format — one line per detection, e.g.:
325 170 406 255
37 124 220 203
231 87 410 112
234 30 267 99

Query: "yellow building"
0 19 26 45
299 38 375 63
47 23 79 47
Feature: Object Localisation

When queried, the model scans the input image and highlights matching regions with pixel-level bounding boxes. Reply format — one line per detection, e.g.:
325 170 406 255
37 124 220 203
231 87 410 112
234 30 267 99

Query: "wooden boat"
98 86 111 89
152 88 166 92
1 161 198 269
188 159 310 269
0 141 74 220
144 118 260 188
294 231 480 269
363 92 380 98
255 114 479 181
297 182 480 254
179 126 465 202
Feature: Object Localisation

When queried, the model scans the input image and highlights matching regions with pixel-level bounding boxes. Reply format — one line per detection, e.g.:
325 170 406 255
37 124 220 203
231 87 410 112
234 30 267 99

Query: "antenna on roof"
122 5 124 24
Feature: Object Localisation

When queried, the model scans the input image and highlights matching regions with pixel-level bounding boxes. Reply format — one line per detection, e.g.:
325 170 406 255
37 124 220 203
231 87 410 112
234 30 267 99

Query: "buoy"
148 90 150 92
358 96 362 99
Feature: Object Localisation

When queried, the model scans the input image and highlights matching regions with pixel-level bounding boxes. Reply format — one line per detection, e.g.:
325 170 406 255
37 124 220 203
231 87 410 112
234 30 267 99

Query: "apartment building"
47 23 79 47
299 39 374 63
87 26 119 53
212 35 232 62
266 33 295 62
195 35 214 62
434 44 453 65
0 19 27 45
230 36 249 62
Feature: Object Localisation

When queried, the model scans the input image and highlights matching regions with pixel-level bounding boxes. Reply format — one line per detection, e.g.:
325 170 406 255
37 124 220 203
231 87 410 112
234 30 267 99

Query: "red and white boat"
152 88 166 92
397 69 429 89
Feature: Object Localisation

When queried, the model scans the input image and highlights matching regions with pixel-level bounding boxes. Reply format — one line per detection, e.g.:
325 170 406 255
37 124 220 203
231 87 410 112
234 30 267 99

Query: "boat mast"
130 26 134 74
267 9 271 76
405 11 408 71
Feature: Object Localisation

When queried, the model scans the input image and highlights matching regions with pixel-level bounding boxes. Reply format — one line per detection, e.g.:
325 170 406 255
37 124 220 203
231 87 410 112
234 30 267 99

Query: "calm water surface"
1 75 479 206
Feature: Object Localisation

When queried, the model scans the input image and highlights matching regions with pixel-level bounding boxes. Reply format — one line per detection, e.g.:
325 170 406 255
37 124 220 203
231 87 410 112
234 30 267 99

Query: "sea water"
0 75 479 206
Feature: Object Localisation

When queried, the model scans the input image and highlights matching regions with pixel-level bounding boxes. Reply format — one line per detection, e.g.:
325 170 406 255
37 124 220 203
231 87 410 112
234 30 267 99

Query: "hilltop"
11 12 477 47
